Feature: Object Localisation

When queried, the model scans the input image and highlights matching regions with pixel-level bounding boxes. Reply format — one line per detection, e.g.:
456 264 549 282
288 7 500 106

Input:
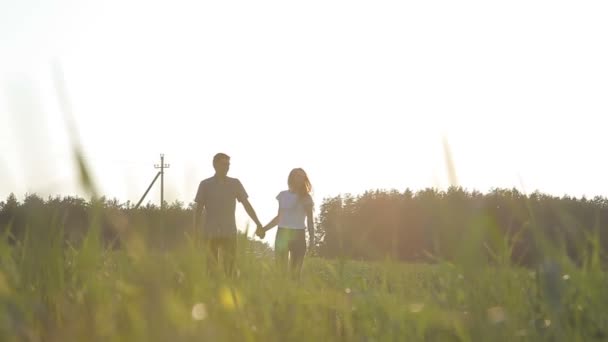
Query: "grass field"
0 218 606 342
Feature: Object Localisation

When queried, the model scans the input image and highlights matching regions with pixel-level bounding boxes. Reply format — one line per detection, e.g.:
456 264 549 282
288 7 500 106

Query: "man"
194 153 263 275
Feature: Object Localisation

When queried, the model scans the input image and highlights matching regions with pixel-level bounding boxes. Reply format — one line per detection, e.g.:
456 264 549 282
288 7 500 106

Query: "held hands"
255 224 266 239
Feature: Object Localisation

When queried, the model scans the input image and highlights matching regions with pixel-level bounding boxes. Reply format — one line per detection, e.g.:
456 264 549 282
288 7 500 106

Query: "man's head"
213 153 230 177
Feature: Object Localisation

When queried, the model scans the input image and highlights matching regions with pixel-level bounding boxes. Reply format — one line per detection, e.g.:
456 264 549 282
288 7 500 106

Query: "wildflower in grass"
409 303 425 313
486 306 506 324
515 329 527 337
191 303 208 321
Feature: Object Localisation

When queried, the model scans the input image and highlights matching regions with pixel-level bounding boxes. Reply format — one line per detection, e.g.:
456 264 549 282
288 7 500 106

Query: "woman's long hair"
288 168 312 197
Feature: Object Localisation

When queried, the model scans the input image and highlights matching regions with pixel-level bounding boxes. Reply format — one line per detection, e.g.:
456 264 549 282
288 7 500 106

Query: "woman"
257 168 314 279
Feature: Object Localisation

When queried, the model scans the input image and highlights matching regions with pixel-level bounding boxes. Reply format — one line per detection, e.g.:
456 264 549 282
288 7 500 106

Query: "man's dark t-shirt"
194 176 248 237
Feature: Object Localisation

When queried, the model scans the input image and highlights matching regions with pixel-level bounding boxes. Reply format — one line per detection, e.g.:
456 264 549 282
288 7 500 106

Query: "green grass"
0 220 606 342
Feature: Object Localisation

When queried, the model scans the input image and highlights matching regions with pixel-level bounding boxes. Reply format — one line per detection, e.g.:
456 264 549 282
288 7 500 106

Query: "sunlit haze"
1 0 607 244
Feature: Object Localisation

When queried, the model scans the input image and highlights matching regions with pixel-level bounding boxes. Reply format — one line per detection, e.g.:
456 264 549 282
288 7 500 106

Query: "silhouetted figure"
257 168 315 280
194 153 263 276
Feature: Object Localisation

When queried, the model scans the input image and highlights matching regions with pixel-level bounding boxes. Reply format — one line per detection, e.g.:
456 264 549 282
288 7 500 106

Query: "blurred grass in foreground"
0 222 607 341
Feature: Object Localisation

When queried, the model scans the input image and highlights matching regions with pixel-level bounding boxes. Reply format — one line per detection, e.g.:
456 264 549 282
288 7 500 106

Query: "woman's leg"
288 230 306 280
275 228 289 275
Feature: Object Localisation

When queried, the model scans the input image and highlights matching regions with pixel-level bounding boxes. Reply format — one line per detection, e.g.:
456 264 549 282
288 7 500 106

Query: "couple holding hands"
194 153 314 279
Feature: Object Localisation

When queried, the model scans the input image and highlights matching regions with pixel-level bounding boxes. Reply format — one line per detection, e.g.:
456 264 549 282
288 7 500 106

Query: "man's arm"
241 198 263 229
193 181 205 232
235 179 262 231
194 202 204 232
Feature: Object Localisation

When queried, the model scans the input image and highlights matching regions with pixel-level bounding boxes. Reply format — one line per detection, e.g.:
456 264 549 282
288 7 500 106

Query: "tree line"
1 187 607 267
315 187 608 267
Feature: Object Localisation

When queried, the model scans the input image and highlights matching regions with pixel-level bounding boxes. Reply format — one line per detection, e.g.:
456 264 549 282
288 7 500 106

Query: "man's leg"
220 236 237 277
204 237 220 273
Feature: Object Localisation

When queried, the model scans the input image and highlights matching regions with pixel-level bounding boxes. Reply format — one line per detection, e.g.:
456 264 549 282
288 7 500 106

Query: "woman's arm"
256 210 279 239
263 209 280 232
306 204 314 249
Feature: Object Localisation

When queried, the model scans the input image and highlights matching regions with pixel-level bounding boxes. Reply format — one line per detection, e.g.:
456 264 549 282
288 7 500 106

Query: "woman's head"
288 168 312 196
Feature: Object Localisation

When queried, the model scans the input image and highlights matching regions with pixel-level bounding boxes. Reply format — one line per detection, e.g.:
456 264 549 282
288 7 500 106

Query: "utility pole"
134 154 170 209
155 154 170 210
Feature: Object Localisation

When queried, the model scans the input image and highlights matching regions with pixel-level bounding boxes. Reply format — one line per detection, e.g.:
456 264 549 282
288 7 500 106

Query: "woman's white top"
276 190 313 230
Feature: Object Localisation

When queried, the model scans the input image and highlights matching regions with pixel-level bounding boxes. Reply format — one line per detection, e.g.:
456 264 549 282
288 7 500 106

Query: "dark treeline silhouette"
316 187 608 267
0 193 195 249
0 193 273 258
2 188 607 267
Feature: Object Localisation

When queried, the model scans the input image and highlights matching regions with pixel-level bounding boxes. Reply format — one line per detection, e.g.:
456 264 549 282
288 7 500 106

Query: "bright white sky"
1 0 607 243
